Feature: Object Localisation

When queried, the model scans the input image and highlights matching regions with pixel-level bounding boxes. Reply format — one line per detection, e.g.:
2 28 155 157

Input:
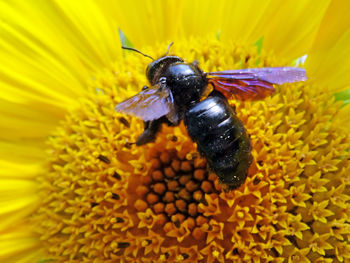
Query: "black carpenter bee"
116 43 306 190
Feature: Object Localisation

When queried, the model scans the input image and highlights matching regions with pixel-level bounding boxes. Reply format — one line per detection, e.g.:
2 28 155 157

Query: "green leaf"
37 259 54 263
334 89 350 106
118 28 133 48
254 37 263 66
254 36 264 55
216 30 221 40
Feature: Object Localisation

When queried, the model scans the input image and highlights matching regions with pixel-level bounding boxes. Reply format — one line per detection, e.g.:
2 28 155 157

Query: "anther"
116 217 125 223
113 171 122 180
253 177 261 185
117 242 130 248
171 213 185 224
124 141 133 149
98 154 110 164
91 202 98 208
112 193 120 200
118 117 130 128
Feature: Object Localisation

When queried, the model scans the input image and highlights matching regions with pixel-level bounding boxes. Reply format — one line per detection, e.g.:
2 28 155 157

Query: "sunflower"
1 0 350 262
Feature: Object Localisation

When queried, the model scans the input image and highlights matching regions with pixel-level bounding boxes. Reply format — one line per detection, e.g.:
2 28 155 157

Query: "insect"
116 43 307 190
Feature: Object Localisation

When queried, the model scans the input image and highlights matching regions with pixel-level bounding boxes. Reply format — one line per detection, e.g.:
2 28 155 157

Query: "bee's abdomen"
184 95 252 190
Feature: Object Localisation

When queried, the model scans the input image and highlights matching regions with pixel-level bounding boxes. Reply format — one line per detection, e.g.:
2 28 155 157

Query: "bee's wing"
115 84 175 122
207 67 307 101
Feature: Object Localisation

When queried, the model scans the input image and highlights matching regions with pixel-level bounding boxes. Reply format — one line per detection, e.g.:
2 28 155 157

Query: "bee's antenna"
121 46 154 61
165 42 174 56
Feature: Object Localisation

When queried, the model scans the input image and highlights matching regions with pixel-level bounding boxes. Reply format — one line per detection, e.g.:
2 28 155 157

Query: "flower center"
134 148 221 238
34 38 350 262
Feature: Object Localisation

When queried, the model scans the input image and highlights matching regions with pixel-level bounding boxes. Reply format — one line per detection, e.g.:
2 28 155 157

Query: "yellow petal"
0 225 42 263
219 0 330 62
113 0 330 64
0 0 123 142
101 0 186 46
334 103 350 133
0 160 43 179
0 141 45 163
306 0 350 92
0 178 39 249
0 98 64 141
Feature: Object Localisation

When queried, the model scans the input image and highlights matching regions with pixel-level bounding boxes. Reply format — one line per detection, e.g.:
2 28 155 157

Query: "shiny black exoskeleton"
185 94 252 189
118 46 307 190
147 56 208 119
139 56 252 190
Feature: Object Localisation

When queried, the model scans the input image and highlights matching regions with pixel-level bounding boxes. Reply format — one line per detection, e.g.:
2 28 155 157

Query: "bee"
116 43 307 190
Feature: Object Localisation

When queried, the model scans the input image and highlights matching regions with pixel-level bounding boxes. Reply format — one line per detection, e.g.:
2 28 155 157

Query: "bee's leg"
136 117 167 146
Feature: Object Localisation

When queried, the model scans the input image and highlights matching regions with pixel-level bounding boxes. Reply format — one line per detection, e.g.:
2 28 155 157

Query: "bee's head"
146 56 183 85
122 42 182 85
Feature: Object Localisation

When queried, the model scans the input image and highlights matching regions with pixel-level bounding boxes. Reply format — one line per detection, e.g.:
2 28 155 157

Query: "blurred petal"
0 225 41 263
0 141 45 163
0 160 43 179
219 0 331 62
101 0 185 46
111 0 330 65
0 179 39 230
334 104 350 133
0 0 122 142
306 0 350 92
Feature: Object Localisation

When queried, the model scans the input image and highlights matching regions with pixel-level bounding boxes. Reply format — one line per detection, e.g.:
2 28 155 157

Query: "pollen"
34 38 350 262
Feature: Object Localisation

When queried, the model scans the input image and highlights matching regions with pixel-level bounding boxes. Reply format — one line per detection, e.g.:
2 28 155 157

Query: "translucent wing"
207 67 307 101
115 84 175 122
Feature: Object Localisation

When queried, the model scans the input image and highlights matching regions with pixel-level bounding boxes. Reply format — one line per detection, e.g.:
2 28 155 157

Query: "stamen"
35 38 350 262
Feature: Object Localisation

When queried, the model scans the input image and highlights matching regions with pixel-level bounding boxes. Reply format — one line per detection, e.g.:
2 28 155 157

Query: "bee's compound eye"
159 77 167 84
158 77 167 91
